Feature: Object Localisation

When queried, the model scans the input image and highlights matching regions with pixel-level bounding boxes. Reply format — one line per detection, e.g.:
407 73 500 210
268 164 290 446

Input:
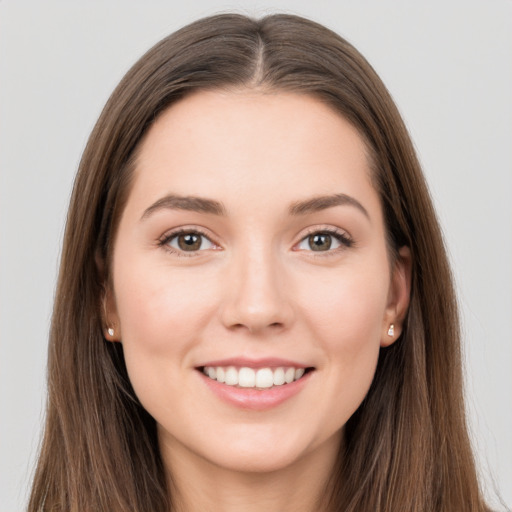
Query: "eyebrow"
140 192 369 220
141 194 226 220
289 193 369 219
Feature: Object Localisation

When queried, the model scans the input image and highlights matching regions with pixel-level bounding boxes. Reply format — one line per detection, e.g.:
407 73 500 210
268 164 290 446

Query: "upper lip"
196 357 312 369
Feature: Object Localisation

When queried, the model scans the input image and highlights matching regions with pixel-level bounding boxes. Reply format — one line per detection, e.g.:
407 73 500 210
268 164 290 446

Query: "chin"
210 447 303 474
189 425 340 476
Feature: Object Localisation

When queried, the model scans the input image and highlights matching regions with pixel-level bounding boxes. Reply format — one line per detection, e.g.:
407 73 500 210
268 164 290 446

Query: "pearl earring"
387 324 395 337
107 327 114 337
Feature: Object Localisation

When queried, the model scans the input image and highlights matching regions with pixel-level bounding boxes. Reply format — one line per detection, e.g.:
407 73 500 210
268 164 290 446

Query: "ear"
381 246 412 347
96 252 122 343
101 287 122 342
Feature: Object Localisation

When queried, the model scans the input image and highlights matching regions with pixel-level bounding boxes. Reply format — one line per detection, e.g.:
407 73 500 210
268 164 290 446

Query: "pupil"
309 233 331 251
178 233 201 251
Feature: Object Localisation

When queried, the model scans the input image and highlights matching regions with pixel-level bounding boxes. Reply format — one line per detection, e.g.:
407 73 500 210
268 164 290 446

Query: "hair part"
29 13 490 512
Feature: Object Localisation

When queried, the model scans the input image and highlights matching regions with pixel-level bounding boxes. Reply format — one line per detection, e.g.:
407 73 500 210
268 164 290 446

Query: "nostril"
228 321 285 334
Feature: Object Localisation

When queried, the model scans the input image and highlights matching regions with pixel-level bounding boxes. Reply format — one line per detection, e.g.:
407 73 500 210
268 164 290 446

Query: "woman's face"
106 90 410 475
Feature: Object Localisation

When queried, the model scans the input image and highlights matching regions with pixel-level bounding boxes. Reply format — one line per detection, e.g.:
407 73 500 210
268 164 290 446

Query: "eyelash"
158 226 354 257
294 227 354 255
158 227 217 257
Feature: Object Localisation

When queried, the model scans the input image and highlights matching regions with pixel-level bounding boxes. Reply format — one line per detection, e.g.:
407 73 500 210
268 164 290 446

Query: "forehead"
129 90 379 216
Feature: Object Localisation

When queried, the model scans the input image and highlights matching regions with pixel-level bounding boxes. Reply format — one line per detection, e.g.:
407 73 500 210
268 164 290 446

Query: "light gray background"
1 1 511 510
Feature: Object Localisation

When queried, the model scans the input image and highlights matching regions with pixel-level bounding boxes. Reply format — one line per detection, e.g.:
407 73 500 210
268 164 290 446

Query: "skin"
105 90 411 512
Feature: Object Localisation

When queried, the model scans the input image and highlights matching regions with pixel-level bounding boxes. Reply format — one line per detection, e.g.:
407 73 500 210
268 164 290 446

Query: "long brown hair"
29 13 491 511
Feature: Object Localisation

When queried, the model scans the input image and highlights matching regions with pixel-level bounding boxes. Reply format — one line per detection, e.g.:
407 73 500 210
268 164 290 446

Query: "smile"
202 366 307 389
197 360 315 410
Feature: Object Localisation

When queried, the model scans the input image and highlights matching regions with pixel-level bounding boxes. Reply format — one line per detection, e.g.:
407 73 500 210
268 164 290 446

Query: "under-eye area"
198 366 315 389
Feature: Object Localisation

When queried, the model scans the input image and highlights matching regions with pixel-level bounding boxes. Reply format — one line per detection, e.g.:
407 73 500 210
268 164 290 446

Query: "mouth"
198 365 315 390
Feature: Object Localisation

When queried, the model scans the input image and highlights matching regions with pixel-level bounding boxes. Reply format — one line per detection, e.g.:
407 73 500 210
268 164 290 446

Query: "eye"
296 230 352 252
165 231 215 252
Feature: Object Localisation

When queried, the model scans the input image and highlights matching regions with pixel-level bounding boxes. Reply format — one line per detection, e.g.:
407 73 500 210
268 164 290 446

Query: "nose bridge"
221 238 293 333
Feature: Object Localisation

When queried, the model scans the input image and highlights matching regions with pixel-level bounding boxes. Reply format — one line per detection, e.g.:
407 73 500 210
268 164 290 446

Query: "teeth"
225 367 239 386
216 367 226 383
239 367 255 387
273 367 285 385
256 368 274 388
284 367 295 384
295 368 305 380
202 365 308 389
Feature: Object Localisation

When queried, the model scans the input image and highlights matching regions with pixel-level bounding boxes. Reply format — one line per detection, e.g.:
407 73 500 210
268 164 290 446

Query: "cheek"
296 263 389 407
114 259 216 349
111 258 218 398
299 263 389 346
114 262 220 418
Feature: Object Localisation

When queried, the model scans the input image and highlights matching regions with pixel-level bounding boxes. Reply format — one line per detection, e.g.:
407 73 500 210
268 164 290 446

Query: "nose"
219 246 295 334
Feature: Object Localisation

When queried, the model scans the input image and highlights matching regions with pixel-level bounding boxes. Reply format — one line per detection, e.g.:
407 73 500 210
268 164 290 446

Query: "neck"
160 435 340 512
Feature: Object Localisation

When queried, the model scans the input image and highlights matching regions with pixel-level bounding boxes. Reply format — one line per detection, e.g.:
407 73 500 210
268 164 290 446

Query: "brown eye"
308 233 332 251
167 232 214 252
178 233 201 251
296 230 350 253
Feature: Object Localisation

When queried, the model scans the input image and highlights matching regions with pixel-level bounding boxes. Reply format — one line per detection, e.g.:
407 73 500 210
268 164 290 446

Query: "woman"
28 13 492 511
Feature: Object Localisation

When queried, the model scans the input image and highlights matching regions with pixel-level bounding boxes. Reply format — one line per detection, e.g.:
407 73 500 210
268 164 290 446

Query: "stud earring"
387 324 395 337
107 327 114 337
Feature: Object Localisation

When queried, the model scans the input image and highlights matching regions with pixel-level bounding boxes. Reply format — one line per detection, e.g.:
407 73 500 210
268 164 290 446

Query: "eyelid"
293 225 354 253
158 226 221 256
156 224 353 256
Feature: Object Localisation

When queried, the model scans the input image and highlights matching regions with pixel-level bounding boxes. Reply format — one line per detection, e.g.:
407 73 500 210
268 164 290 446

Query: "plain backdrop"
1 1 511 510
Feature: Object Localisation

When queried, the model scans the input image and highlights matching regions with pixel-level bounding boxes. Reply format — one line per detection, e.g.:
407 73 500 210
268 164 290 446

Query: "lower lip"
199 370 313 411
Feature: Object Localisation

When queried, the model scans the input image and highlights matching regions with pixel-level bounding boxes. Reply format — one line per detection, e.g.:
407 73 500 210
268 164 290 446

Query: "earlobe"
102 286 121 342
381 246 412 347
97 254 122 342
